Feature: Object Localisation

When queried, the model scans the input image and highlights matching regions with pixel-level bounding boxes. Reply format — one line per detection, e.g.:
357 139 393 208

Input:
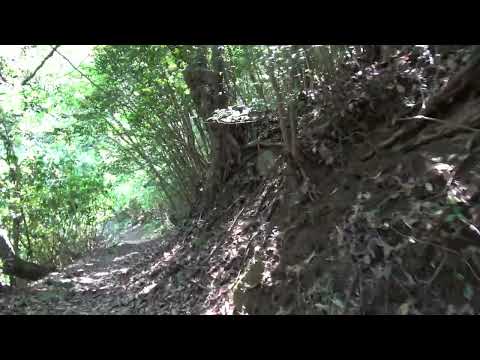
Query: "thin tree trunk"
244 46 266 102
266 53 291 154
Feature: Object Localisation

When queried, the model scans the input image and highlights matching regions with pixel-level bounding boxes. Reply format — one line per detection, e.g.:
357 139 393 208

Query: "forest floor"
2 46 480 314
0 225 176 314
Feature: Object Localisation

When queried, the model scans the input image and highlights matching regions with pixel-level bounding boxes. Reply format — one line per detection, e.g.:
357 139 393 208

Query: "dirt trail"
0 217 234 315
0 214 244 315
117 223 152 245
0 223 188 314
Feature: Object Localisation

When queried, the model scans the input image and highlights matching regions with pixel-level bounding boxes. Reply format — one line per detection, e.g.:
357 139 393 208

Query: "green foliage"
23 156 109 262
0 44 354 272
108 170 164 218
0 126 111 265
0 47 113 267
77 45 210 209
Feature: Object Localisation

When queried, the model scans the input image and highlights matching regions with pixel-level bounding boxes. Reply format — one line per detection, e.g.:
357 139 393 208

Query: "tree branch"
21 45 61 86
0 71 9 84
52 46 99 88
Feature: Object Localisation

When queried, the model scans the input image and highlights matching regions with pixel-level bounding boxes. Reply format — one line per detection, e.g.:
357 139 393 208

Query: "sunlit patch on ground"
113 252 139 262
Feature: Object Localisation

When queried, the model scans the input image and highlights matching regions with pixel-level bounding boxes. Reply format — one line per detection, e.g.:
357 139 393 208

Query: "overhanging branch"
21 45 61 86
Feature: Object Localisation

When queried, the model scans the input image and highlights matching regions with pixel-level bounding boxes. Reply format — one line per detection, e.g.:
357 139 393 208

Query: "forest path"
117 223 153 245
0 227 190 314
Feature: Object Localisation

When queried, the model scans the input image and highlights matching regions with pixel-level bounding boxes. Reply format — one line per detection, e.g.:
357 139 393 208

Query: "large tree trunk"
0 234 54 281
183 46 246 206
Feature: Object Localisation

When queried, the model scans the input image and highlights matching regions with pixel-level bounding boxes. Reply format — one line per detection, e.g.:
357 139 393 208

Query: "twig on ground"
202 206 246 265
426 253 447 286
397 115 480 133
233 231 258 286
228 206 246 233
